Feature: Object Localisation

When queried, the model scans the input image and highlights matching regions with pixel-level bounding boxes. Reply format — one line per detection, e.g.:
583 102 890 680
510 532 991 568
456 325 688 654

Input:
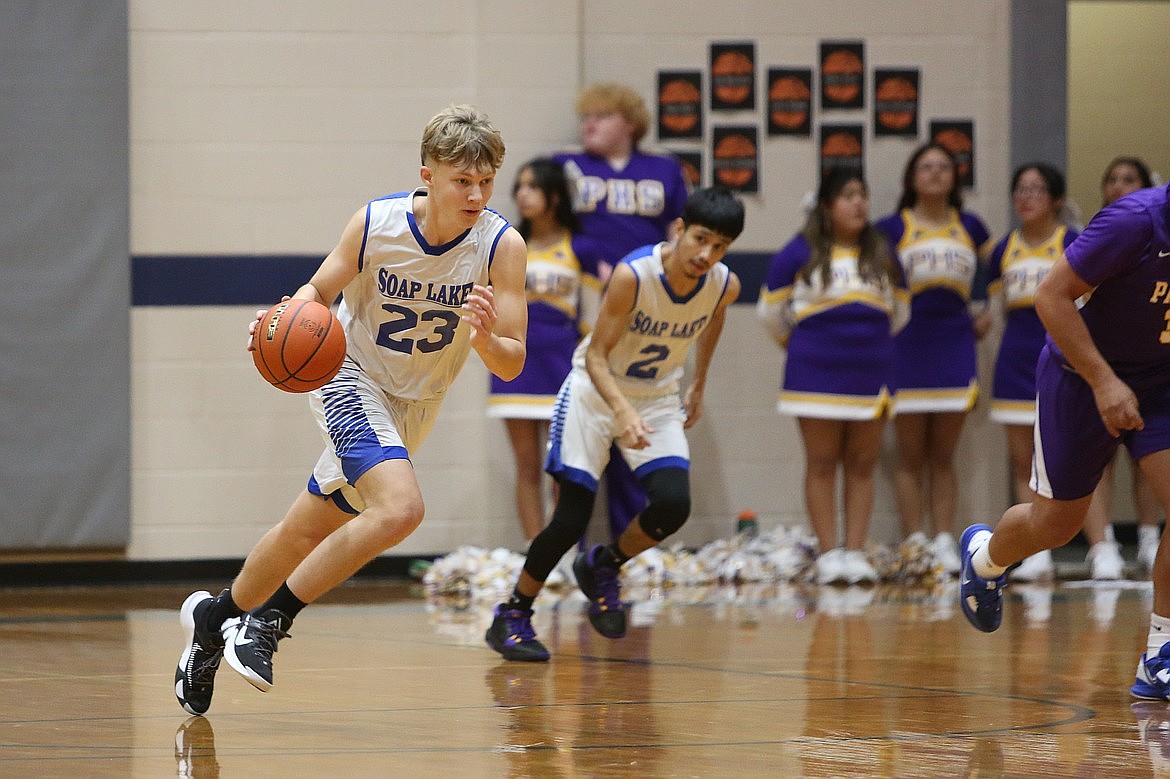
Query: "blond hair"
574 83 649 144
420 104 506 171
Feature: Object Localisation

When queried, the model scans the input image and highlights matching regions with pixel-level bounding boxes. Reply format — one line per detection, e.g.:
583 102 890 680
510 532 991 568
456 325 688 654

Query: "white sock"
1104 523 1116 543
1149 613 1170 656
970 532 1007 578
1140 524 1161 547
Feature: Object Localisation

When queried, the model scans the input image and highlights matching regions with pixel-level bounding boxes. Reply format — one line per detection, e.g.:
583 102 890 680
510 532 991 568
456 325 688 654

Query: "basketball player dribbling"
174 104 528 715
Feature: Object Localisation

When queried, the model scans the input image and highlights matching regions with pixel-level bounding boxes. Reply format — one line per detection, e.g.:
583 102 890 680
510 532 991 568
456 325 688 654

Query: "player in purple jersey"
553 83 691 542
875 143 994 576
1087 157 1163 574
958 182 1170 701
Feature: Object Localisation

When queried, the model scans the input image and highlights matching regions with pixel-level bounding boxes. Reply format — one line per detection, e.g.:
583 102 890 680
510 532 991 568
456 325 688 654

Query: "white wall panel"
128 0 1016 560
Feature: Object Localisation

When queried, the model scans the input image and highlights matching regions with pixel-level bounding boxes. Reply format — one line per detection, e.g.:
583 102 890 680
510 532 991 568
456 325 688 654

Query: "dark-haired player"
486 186 743 661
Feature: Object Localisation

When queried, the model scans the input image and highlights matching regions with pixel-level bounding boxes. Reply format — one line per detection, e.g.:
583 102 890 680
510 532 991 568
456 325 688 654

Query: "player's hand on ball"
251 298 346 393
247 295 291 352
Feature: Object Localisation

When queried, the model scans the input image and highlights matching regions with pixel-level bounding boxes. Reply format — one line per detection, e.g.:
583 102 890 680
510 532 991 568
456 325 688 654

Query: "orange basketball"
252 299 346 393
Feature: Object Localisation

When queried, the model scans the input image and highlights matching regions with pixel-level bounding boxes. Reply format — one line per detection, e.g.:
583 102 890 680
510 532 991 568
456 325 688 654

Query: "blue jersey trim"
358 203 372 273
659 271 707 304
406 210 472 256
365 191 411 272
486 220 510 271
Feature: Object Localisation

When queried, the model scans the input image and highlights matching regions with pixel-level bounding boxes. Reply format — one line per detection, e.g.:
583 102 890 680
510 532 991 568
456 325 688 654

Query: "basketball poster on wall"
766 68 812 136
930 119 976 187
873 69 919 137
819 41 865 110
668 150 703 189
819 124 864 180
709 42 756 111
657 71 703 140
712 126 758 193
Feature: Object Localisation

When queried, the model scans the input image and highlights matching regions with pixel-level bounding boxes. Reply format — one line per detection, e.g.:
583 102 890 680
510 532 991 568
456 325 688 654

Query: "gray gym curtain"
0 2 130 547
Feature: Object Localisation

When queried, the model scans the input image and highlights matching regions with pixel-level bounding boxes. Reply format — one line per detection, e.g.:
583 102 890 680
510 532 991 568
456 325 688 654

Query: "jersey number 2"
376 303 460 354
626 344 669 379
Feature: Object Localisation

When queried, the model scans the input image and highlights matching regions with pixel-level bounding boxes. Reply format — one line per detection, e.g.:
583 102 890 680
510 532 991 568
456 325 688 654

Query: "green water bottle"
736 509 759 538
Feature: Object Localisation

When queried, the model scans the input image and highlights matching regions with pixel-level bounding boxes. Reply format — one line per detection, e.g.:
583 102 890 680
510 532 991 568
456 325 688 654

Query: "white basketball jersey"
338 189 510 402
572 243 730 398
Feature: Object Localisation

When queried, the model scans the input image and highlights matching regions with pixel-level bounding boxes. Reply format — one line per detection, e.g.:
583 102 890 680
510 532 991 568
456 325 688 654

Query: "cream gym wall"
1061 1 1170 525
1067 1 1170 226
129 0 1019 560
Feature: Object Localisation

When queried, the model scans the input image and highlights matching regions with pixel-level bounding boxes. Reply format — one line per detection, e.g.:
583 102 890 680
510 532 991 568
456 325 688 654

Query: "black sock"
597 542 629 569
201 588 245 633
256 582 307 630
505 588 536 613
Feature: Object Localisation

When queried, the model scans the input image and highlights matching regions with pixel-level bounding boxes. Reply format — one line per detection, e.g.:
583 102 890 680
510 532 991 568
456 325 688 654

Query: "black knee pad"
522 478 596 582
636 467 691 541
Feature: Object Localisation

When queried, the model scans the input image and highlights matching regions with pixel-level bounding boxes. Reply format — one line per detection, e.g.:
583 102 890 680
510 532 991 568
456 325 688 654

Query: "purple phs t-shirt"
1055 182 1170 388
553 150 689 264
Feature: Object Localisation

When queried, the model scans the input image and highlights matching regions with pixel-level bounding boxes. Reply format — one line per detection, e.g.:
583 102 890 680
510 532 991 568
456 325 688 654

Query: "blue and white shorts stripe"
307 357 441 504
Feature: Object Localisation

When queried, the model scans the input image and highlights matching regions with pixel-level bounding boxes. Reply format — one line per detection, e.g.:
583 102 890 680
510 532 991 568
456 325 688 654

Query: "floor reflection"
174 715 219 779
0 579 1162 778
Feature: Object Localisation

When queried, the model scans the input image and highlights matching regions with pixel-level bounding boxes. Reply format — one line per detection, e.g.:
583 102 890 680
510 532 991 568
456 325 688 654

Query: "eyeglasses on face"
1012 185 1048 198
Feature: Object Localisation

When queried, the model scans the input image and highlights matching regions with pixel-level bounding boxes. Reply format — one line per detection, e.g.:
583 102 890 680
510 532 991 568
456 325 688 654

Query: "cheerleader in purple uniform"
760 170 908 585
553 82 690 540
490 158 601 540
986 163 1084 582
875 143 993 574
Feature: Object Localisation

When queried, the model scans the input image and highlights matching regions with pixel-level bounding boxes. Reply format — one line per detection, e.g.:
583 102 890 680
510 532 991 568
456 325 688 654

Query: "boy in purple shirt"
958 182 1170 699
552 83 689 267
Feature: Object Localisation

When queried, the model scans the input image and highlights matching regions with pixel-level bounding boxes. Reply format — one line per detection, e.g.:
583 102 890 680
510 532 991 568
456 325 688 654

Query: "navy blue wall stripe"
131 252 772 306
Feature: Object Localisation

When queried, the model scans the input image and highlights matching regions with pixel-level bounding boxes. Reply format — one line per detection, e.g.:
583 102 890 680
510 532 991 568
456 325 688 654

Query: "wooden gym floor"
0 577 1166 778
